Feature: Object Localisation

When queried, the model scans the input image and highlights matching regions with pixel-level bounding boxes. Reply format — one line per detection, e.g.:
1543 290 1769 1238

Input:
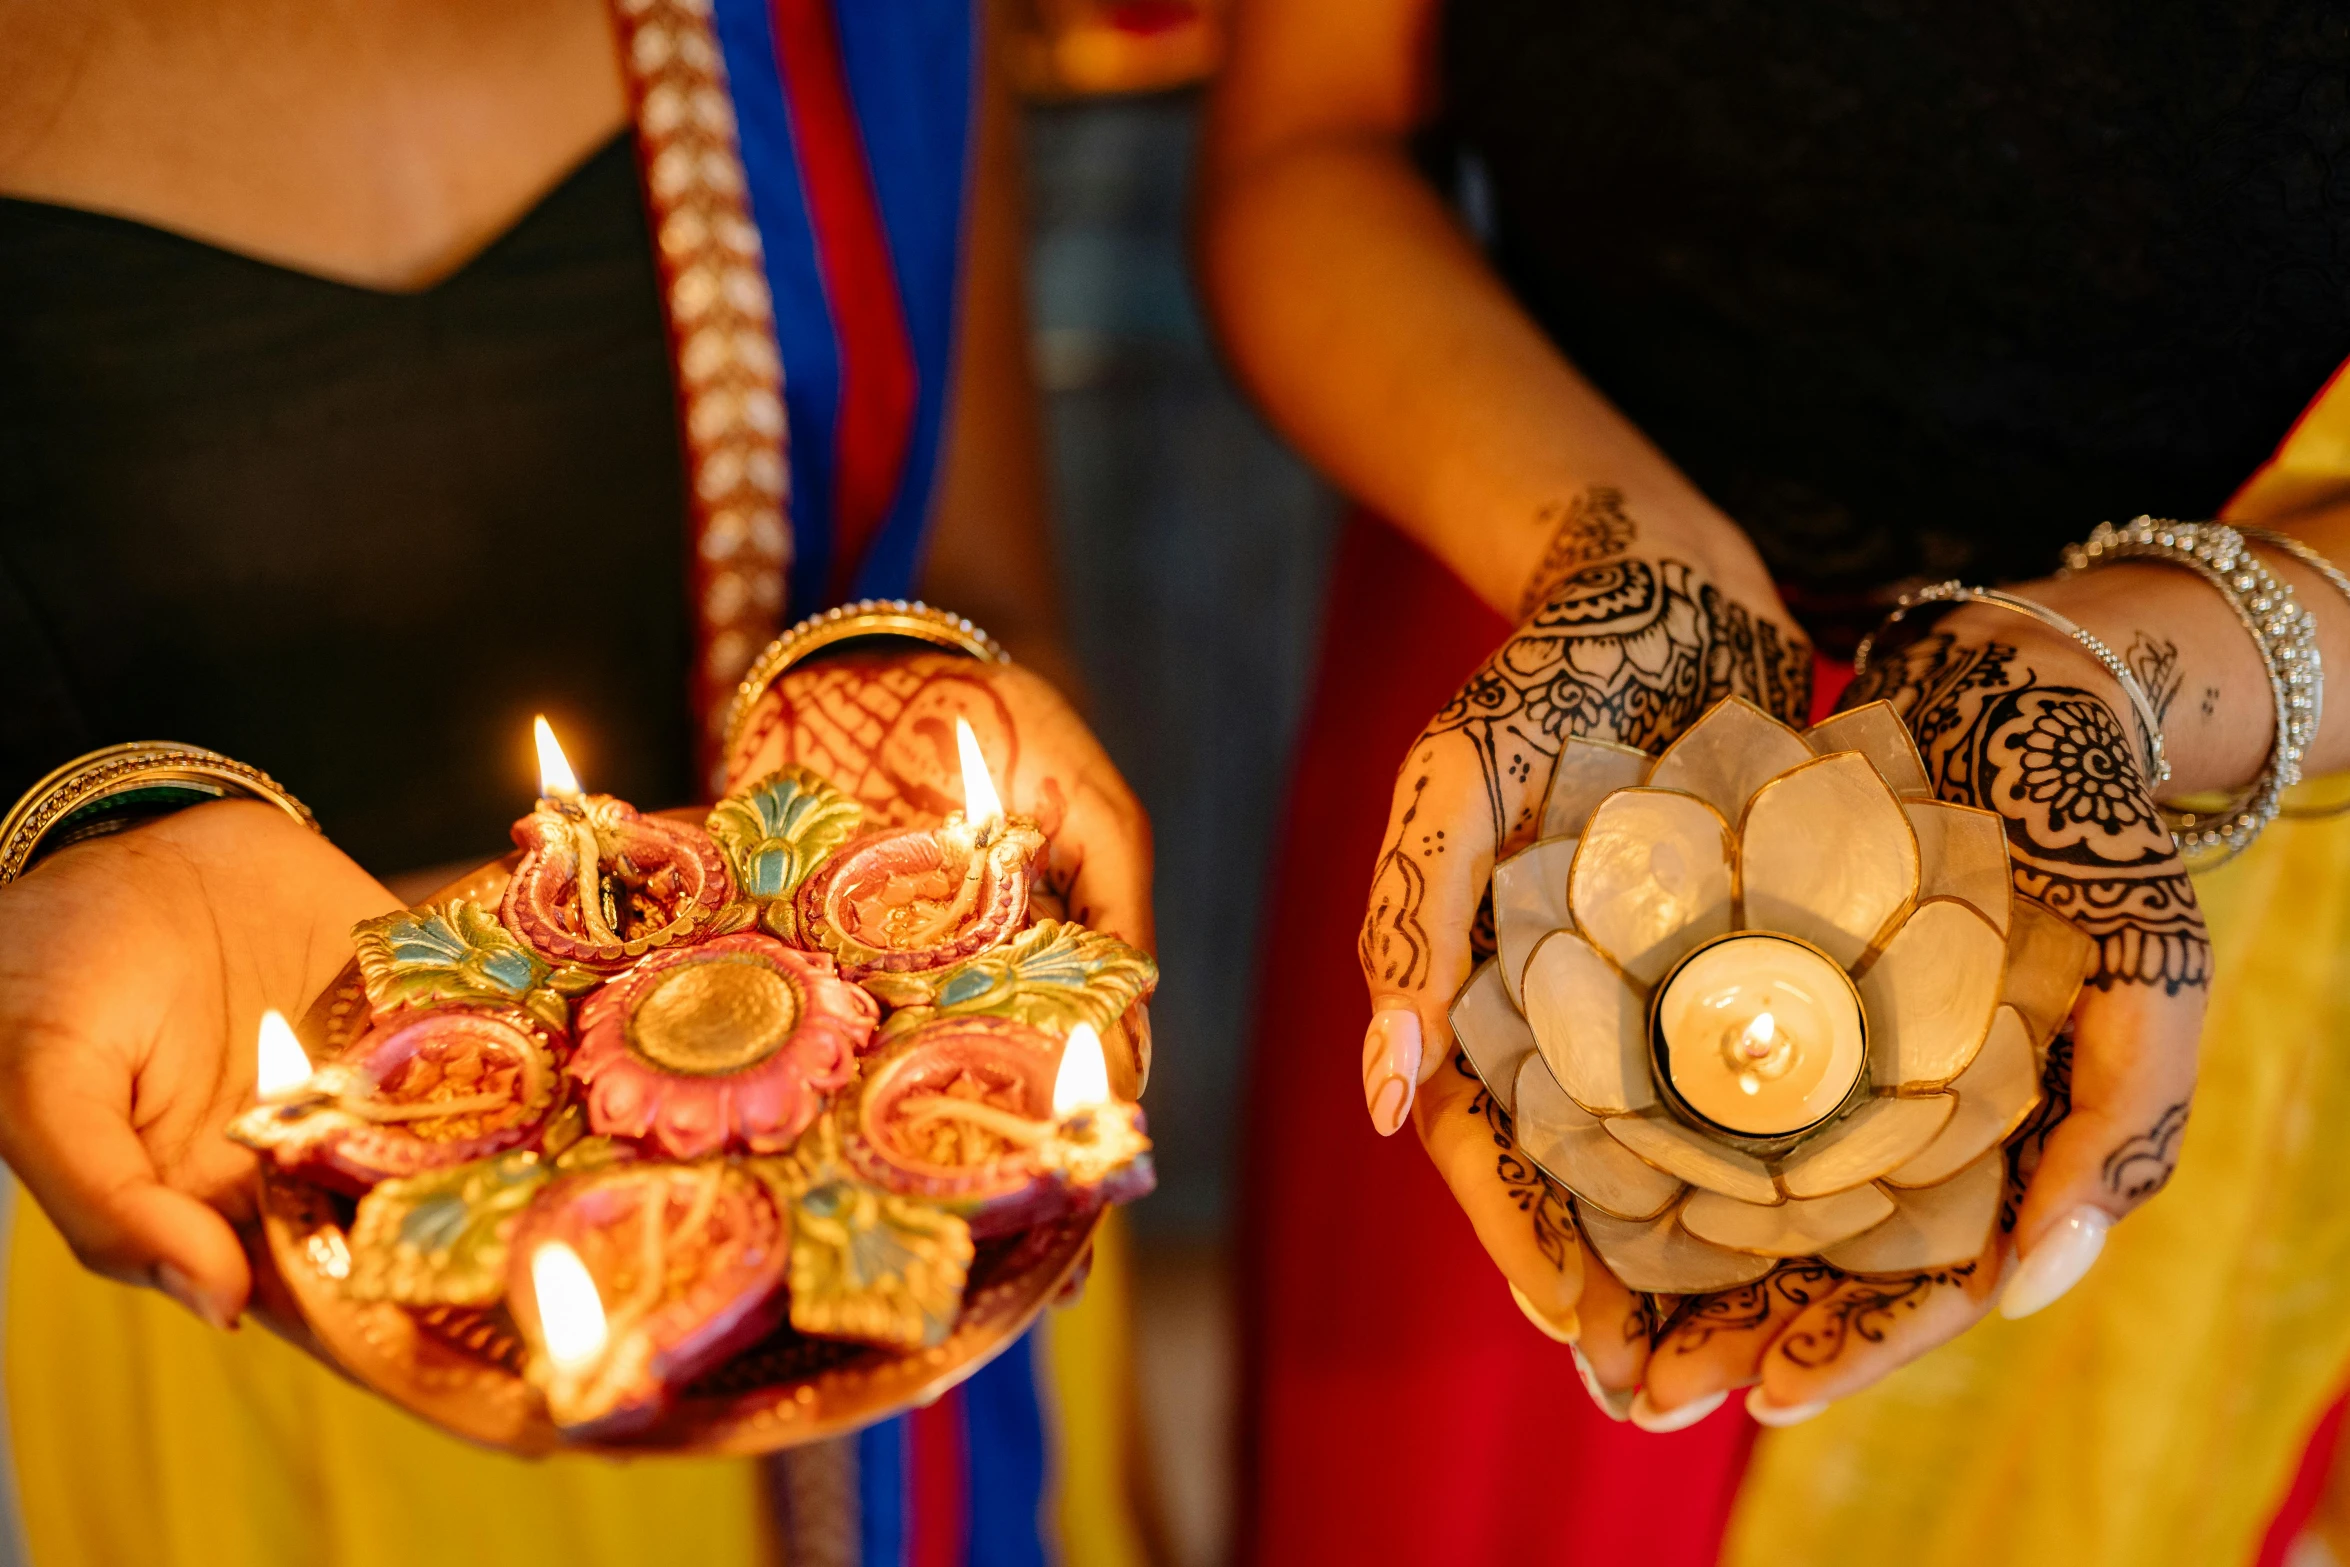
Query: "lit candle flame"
1738 1011 1777 1058
254 1009 314 1100
955 716 1003 829
534 715 582 800
1052 1022 1113 1118
530 1241 609 1374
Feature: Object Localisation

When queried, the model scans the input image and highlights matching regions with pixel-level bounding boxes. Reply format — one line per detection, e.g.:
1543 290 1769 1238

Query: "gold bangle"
721 599 1008 761
0 743 318 886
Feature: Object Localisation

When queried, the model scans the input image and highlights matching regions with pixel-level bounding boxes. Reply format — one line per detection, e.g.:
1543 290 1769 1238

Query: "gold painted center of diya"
627 955 802 1075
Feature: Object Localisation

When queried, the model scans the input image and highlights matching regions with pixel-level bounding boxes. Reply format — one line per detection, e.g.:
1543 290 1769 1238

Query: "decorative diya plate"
241 746 1154 1457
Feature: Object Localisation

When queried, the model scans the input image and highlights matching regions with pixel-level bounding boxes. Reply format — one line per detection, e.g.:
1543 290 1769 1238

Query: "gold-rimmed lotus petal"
1819 1151 2003 1274
1884 1007 2039 1189
1682 1181 1895 1257
1778 1094 1954 1199
2002 898 2095 1050
1806 702 1933 797
1521 931 1654 1115
1449 959 1539 1117
1860 898 2005 1090
1739 753 1919 966
1540 736 1653 839
1493 837 1579 1008
1602 1112 1776 1204
1568 790 1734 983
1645 697 1815 825
1513 1056 1683 1221
1902 800 2012 935
1578 1199 1777 1293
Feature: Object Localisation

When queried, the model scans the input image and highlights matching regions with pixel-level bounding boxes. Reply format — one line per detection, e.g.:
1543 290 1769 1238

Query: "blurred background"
1014 7 1337 1559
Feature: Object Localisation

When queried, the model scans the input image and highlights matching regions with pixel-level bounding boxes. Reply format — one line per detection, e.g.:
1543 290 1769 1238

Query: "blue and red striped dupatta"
609 1 1052 1560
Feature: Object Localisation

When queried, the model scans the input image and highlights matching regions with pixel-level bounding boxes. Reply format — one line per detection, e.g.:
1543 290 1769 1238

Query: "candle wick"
898 1093 1053 1146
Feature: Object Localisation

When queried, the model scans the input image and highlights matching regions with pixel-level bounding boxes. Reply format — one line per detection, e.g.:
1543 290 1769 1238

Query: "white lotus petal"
1779 1094 1955 1198
1521 931 1653 1115
1740 753 1919 966
1683 1182 1894 1257
1603 1113 1776 1204
1568 790 1734 983
1540 737 1652 840
2002 899 2095 1050
1579 1199 1777 1293
1514 1056 1683 1221
1646 697 1815 824
1903 800 2012 935
1806 702 1932 796
1449 959 1538 1117
1884 1007 2039 1188
1860 899 2005 1089
1493 837 1579 1009
1818 1152 2003 1274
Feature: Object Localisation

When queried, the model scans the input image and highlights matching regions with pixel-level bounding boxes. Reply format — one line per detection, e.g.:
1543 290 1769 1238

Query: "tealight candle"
1654 934 1864 1137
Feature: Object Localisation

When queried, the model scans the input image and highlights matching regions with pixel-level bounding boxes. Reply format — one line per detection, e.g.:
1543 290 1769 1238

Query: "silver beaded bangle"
2061 517 2322 868
1853 580 2173 789
2236 527 2350 819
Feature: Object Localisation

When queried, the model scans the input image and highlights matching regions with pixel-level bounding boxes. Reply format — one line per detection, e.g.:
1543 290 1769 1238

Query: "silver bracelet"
2062 517 2321 868
2233 526 2350 820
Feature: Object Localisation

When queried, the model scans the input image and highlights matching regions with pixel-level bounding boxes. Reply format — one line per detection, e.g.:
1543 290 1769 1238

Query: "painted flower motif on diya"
795 814 1045 990
1450 698 2098 1293
504 792 738 971
839 1016 1067 1234
230 1005 567 1195
703 765 865 943
568 932 876 1160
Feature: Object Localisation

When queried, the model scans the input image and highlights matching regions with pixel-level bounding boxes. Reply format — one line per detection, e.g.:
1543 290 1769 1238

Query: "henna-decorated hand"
1642 616 2205 1424
1354 504 1813 1409
726 649 1153 951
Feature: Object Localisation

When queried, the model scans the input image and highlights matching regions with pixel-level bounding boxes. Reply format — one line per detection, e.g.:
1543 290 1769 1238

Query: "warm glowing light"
531 1241 609 1374
1052 1022 1113 1118
535 715 582 800
255 1009 314 1100
955 717 1003 828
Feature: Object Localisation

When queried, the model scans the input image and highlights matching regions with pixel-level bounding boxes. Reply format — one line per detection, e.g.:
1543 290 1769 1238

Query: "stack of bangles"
0 599 1006 892
1853 515 2349 870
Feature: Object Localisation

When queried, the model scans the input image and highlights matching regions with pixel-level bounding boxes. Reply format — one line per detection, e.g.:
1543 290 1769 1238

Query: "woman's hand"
1355 524 1813 1399
726 650 1153 952
0 801 397 1329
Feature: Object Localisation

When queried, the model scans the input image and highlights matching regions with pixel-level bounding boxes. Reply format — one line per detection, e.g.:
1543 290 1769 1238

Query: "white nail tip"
1999 1205 2112 1320
1744 1387 1830 1427
1569 1344 1635 1422
1629 1387 1728 1434
1508 1280 1580 1345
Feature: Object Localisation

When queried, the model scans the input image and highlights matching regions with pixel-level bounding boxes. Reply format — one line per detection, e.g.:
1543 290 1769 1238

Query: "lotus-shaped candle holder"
1452 698 2096 1291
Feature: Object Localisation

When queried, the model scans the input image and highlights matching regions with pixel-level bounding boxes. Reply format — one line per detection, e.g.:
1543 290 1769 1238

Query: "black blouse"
1440 0 2350 639
0 134 696 872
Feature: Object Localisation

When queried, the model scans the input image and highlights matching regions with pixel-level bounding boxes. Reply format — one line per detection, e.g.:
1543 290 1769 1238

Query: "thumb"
1359 731 1499 1135
1 1054 252 1330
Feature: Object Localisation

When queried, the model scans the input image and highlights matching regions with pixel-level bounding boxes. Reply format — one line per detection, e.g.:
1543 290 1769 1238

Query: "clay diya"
568 932 877 1159
842 1018 1152 1236
232 1005 564 1195
794 719 1044 992
507 1160 791 1438
504 718 737 970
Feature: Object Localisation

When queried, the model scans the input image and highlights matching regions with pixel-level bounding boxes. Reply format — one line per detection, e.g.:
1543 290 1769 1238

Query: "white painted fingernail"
2000 1206 2111 1320
1630 1387 1727 1434
1361 1009 1423 1134
1508 1280 1580 1344
1745 1387 1829 1427
1569 1344 1635 1422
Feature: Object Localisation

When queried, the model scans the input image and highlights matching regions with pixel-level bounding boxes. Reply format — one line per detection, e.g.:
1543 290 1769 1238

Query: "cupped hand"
1355 549 1813 1402
726 649 1153 953
0 801 398 1329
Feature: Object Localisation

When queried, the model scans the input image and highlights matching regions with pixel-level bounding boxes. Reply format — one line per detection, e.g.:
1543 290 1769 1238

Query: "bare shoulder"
0 0 628 291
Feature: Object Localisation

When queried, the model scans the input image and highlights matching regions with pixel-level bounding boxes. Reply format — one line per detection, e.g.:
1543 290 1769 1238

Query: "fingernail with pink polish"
2000 1206 2111 1320
1570 1344 1635 1423
1745 1387 1830 1427
1361 1009 1423 1137
155 1263 232 1331
1631 1388 1727 1434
